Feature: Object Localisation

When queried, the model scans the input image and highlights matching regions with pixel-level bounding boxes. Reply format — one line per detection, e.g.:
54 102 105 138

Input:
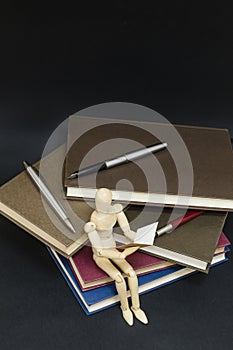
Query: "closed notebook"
0 154 227 264
69 232 230 291
69 246 175 291
114 206 227 272
48 246 229 315
0 145 94 257
65 115 233 211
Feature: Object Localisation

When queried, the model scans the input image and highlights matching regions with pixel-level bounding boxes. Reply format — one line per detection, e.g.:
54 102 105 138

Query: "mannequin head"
95 188 112 213
95 188 122 214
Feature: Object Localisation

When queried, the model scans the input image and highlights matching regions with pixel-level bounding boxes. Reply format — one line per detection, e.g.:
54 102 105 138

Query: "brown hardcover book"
0 144 228 266
69 232 229 291
65 116 233 211
114 206 227 272
0 145 93 257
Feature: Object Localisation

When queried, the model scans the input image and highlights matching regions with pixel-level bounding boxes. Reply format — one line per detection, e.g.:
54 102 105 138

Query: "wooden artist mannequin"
84 188 148 326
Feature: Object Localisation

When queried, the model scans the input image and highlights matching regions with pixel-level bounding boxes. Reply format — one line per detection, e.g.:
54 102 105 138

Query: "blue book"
47 246 229 315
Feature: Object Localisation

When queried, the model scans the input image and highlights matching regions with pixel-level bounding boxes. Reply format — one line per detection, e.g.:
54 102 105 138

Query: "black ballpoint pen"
68 142 167 179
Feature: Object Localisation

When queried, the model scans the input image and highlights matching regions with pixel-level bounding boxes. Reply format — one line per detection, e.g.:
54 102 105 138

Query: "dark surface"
1 2 233 350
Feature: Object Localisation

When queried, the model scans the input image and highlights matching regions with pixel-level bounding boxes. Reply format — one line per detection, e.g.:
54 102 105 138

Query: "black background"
1 2 233 350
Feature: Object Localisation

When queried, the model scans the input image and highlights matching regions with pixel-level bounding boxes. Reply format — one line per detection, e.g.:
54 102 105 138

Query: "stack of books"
47 232 230 314
1 115 233 316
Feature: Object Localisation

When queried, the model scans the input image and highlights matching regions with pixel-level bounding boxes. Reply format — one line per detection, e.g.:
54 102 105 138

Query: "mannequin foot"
121 307 134 326
131 307 148 324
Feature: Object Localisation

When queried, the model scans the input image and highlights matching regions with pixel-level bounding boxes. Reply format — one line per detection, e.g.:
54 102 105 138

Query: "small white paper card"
134 222 158 245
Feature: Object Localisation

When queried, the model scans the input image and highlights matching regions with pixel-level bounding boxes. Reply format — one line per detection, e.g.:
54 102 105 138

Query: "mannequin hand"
124 230 136 242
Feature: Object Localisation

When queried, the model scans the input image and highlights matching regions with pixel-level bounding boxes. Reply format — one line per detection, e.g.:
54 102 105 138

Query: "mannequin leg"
112 258 148 324
93 254 133 325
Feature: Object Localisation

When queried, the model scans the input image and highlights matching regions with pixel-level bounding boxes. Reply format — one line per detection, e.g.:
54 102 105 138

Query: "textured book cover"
69 231 230 291
69 246 175 291
47 246 229 315
0 141 229 261
65 116 233 211
0 145 93 257
115 206 228 272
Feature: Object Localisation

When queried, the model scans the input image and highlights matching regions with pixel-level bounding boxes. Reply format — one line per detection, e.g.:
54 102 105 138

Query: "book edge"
0 202 88 257
66 188 233 211
49 246 227 313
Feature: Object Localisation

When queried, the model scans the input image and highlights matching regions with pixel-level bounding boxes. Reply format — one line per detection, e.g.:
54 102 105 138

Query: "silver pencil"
23 161 76 234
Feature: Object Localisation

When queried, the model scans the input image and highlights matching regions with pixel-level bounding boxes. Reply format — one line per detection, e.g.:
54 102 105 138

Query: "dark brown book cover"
65 116 233 211
115 206 227 272
0 141 227 267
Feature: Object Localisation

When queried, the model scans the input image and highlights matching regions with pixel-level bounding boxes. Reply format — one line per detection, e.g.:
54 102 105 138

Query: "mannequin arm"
84 222 102 248
117 211 136 241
